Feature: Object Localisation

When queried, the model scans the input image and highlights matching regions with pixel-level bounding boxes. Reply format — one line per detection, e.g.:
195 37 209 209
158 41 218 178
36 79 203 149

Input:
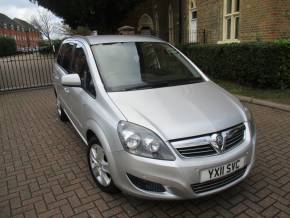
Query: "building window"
138 13 154 35
189 0 198 43
223 0 240 41
191 0 197 20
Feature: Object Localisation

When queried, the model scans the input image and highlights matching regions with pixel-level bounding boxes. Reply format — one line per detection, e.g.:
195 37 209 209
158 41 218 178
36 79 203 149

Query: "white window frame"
220 0 240 43
189 0 198 43
190 0 197 21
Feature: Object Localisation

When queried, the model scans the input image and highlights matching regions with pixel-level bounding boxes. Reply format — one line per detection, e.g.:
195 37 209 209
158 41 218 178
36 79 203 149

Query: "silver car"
53 35 256 200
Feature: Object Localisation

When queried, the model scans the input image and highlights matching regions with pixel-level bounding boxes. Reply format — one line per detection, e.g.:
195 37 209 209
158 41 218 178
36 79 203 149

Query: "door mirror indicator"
61 74 81 87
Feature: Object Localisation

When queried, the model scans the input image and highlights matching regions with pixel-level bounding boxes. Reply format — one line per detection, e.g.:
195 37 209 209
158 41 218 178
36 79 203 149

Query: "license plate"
200 157 246 183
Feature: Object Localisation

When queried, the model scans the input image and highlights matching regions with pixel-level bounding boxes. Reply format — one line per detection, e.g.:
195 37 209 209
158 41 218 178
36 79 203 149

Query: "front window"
92 42 203 92
223 0 240 41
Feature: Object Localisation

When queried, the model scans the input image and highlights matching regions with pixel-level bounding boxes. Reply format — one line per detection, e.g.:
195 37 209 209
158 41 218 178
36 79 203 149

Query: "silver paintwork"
83 35 164 45
56 97 62 116
61 74 81 87
53 35 256 200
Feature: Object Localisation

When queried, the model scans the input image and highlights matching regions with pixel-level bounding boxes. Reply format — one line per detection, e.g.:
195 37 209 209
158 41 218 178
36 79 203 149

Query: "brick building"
120 0 203 45
0 13 41 50
197 0 290 43
120 0 290 44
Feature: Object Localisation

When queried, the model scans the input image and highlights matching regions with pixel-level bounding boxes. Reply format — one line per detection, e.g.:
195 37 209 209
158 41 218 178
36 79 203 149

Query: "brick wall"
196 0 290 44
240 0 290 42
121 0 290 44
120 0 186 44
196 0 222 43
0 28 41 49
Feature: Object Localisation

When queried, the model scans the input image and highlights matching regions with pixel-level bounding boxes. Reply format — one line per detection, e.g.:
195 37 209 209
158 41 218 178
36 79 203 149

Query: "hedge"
178 43 290 89
0 36 17 57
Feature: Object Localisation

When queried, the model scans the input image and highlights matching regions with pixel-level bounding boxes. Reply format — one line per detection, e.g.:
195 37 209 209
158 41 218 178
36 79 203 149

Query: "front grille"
177 144 216 157
191 166 247 194
224 124 246 150
127 174 166 193
172 123 246 158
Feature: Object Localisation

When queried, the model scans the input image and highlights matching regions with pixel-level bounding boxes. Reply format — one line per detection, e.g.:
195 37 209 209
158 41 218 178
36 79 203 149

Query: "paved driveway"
0 88 289 218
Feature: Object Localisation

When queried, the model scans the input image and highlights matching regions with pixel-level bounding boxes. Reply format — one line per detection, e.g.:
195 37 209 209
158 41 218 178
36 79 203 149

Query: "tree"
57 25 92 36
30 0 141 33
31 10 55 46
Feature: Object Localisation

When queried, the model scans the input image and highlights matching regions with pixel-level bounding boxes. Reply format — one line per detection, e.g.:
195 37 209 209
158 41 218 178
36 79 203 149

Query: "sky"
0 0 64 38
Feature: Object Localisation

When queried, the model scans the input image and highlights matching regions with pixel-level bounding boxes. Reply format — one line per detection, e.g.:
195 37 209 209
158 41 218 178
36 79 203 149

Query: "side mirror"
61 74 81 87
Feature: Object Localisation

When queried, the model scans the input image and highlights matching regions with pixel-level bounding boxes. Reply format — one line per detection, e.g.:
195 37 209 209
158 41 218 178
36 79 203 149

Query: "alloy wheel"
89 144 111 187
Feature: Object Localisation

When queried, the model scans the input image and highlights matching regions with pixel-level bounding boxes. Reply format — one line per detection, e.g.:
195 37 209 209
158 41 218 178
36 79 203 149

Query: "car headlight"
117 121 175 161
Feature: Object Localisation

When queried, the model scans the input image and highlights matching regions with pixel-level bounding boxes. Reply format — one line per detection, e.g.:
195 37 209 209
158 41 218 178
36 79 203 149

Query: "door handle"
64 87 70 93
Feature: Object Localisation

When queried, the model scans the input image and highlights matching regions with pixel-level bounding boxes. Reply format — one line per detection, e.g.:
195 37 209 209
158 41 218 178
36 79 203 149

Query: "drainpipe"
179 0 183 44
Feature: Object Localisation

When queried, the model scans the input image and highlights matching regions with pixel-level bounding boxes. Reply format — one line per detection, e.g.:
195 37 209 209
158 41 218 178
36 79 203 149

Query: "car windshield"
92 42 204 92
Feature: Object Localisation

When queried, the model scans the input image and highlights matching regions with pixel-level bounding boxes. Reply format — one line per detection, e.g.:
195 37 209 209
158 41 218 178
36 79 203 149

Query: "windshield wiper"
122 83 170 91
165 78 203 85
121 78 203 91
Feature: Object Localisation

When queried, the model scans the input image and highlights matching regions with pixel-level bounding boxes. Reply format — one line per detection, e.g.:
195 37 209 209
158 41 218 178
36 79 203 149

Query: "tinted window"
85 70 96 97
92 42 203 92
56 45 63 65
59 43 74 73
72 45 87 85
72 45 96 97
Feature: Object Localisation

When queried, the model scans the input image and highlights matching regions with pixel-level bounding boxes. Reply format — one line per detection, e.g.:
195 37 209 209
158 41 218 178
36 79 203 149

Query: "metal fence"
186 29 210 44
143 29 210 45
0 51 55 92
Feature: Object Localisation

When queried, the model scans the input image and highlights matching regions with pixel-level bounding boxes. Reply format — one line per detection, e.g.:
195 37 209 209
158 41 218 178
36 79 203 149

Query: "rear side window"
56 47 63 65
57 43 74 73
72 45 96 97
72 45 87 83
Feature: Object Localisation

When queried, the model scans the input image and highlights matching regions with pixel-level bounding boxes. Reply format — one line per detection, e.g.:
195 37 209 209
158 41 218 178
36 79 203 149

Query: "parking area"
0 88 290 218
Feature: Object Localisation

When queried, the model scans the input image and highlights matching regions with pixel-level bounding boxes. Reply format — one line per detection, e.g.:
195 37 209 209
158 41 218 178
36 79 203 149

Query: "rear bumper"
110 135 255 200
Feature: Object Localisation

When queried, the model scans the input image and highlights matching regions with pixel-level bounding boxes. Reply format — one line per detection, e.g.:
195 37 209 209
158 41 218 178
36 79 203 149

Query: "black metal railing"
0 49 55 92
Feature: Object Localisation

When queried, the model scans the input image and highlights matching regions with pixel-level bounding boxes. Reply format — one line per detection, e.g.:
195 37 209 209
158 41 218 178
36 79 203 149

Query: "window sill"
217 39 240 44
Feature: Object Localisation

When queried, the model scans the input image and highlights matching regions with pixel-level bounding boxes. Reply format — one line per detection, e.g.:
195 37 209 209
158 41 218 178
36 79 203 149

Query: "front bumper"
109 120 256 200
110 133 255 200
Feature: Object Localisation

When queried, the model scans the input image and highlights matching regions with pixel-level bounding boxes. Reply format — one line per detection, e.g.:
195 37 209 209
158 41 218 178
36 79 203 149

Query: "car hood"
108 81 246 141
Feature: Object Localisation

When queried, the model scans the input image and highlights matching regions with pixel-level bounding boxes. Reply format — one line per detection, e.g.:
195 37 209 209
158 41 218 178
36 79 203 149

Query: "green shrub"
274 38 290 45
0 36 17 57
178 43 290 89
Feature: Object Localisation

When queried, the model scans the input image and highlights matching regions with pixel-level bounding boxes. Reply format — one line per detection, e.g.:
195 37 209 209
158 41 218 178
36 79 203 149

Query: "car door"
55 42 75 116
68 42 96 134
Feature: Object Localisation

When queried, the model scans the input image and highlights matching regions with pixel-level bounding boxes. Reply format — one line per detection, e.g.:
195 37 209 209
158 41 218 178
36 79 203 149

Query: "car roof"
68 35 164 45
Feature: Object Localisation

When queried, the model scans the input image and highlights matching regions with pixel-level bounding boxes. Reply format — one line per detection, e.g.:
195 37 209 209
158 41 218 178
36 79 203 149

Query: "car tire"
56 97 68 122
88 137 119 193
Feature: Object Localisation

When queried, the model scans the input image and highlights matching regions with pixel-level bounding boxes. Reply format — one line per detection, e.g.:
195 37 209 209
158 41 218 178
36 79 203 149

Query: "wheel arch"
86 129 101 145
85 119 120 185
85 120 111 152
